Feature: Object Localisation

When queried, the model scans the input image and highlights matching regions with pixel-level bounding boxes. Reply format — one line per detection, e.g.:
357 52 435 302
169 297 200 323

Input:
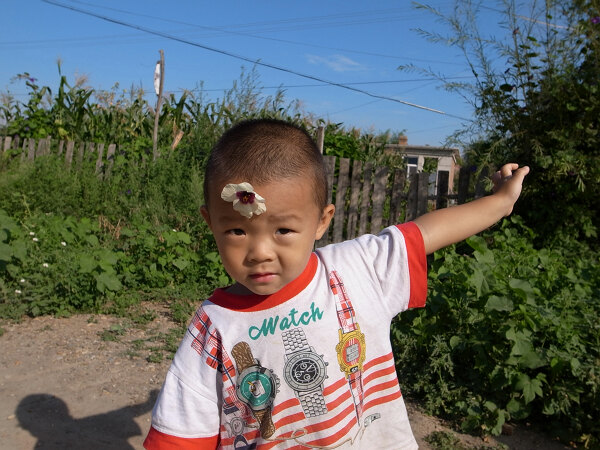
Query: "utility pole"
152 50 165 161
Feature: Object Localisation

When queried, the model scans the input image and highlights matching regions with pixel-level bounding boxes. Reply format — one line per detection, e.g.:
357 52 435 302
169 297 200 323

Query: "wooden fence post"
105 144 116 178
65 141 75 167
389 168 405 226
436 170 449 210
371 165 388 233
332 158 350 243
27 138 36 161
316 126 325 154
95 143 105 175
457 166 471 204
347 159 362 239
358 162 373 236
3 136 12 153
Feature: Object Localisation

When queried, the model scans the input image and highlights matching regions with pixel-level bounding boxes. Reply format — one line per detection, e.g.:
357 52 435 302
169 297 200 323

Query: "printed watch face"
336 330 366 373
237 367 277 411
284 352 327 392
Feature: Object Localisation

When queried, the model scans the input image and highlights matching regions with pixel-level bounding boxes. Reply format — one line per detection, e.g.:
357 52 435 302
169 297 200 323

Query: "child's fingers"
492 164 529 193
499 163 520 180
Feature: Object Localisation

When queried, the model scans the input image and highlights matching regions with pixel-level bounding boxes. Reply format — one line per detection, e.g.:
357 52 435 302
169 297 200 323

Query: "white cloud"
306 54 366 72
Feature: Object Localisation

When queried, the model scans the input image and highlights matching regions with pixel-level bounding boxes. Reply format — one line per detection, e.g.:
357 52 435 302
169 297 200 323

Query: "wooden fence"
2 136 489 246
1 136 118 177
316 155 488 247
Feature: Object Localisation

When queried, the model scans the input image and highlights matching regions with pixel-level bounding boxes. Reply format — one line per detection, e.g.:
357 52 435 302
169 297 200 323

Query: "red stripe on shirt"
363 364 397 386
396 222 427 308
363 389 403 412
323 377 347 396
305 414 357 448
363 379 400 399
272 397 300 415
143 427 219 450
363 352 394 371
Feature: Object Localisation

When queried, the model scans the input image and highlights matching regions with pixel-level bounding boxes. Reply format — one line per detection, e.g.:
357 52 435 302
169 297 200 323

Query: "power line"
41 0 471 121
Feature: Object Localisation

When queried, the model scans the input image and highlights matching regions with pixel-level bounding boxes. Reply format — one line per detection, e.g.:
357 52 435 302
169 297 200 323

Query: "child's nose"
246 238 275 263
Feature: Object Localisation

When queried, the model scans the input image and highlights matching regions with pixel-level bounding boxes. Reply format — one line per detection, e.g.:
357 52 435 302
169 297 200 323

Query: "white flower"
221 182 266 219
42 263 49 268
61 241 67 246
15 289 22 294
29 232 35 236
32 237 39 242
20 278 25 283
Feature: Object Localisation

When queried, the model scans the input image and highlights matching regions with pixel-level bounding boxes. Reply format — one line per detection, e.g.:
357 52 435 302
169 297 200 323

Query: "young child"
144 118 529 449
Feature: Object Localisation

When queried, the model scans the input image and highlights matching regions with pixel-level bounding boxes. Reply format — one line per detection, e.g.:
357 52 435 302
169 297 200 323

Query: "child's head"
203 118 328 211
201 118 335 296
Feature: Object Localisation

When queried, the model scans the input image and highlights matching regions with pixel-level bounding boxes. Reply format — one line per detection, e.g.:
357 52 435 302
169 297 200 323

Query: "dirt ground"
0 304 572 450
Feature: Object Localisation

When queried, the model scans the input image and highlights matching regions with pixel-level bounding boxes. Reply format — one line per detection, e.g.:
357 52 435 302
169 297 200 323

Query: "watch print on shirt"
189 271 391 449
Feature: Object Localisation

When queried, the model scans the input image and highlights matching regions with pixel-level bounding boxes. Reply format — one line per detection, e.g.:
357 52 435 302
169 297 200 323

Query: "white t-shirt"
145 222 427 449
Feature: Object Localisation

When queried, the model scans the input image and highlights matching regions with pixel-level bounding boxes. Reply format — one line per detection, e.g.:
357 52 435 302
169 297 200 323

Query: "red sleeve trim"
144 427 219 450
396 222 427 308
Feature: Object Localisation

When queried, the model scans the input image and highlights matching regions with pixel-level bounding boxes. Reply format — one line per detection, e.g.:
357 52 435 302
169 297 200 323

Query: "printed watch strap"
254 408 276 439
231 341 254 372
329 271 358 332
282 327 311 353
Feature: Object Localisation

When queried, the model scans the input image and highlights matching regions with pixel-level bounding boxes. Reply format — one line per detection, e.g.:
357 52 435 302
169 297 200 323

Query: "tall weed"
391 217 600 446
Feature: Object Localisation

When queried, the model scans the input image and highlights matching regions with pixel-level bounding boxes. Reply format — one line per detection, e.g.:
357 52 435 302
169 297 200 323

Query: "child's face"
201 176 334 296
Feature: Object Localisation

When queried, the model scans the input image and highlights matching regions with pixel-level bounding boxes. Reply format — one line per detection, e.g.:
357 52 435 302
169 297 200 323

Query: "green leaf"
449 335 461 349
485 295 514 312
0 243 13 262
508 278 535 304
11 241 27 262
177 232 191 244
95 272 122 292
518 350 545 369
173 257 190 271
86 235 99 246
466 235 487 253
468 267 489 298
78 254 96 273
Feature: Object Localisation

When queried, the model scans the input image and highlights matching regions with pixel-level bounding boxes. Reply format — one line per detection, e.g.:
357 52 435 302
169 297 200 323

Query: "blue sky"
1 0 513 146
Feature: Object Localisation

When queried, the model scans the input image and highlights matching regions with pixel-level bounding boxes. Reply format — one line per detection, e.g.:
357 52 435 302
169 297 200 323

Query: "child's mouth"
250 273 275 283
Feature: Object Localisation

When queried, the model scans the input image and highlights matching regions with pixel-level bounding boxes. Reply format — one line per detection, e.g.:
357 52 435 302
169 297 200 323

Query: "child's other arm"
413 163 529 255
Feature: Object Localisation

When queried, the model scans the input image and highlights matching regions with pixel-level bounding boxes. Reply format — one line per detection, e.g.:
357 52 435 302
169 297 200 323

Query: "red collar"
208 253 318 312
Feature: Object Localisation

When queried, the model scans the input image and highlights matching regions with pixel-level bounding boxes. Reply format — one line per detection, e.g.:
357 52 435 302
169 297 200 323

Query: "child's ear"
200 205 212 230
315 204 335 240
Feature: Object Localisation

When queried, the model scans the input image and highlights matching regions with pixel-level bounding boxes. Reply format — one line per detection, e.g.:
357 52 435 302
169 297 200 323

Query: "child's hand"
490 163 530 215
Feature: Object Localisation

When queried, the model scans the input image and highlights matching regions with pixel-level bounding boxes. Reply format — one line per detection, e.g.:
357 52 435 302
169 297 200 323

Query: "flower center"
237 191 255 204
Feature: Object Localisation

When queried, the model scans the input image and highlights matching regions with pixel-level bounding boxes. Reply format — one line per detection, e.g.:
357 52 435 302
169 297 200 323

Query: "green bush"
0 209 228 318
391 217 599 446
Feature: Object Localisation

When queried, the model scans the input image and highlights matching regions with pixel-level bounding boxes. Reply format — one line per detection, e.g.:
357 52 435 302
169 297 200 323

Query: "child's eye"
277 228 293 235
227 229 245 236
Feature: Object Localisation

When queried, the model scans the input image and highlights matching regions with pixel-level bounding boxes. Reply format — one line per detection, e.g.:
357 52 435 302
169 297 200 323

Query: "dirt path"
0 305 570 449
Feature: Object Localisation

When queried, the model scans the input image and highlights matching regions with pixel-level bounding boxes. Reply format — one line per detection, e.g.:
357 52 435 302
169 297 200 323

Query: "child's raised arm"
413 163 530 255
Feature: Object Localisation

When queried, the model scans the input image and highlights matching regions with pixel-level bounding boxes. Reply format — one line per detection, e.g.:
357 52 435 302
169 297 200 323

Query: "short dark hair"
203 118 328 209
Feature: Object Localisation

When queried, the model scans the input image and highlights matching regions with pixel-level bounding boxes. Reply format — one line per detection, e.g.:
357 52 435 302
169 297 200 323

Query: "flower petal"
221 184 238 202
233 201 255 219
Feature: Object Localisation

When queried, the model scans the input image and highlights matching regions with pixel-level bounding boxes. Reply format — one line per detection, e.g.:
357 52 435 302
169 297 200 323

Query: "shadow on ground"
15 390 158 449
